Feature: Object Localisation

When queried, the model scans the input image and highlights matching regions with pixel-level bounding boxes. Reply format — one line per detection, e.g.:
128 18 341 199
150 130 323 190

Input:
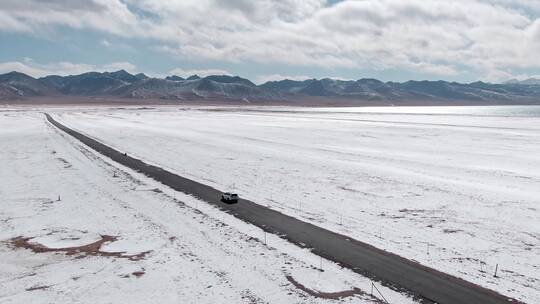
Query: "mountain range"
505 78 540 85
2 70 540 105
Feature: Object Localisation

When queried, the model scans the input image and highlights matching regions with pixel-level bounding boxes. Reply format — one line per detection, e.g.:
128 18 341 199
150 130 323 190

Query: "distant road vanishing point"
45 113 523 304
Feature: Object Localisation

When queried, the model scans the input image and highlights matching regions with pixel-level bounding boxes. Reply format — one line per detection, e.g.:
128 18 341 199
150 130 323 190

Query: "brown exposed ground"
0 96 283 106
11 235 150 261
285 275 383 302
25 285 51 291
132 271 145 278
2 95 539 107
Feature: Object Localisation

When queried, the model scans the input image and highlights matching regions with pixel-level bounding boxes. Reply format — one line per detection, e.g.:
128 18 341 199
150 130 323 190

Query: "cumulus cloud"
3 0 540 80
0 0 139 36
0 60 138 78
0 11 31 32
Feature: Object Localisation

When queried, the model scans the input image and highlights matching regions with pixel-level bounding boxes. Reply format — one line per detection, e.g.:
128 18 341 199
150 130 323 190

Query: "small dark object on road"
221 192 239 204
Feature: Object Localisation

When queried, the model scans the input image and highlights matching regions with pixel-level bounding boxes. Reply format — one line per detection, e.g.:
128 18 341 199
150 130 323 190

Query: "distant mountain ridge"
1 69 540 104
262 78 540 102
118 75 275 100
505 78 540 85
0 71 56 96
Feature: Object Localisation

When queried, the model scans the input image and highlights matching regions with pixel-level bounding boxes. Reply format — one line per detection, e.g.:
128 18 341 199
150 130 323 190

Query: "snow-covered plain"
0 110 417 304
53 105 540 303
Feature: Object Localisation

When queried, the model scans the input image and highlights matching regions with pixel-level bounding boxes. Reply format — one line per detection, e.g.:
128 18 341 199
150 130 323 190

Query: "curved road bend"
46 113 522 304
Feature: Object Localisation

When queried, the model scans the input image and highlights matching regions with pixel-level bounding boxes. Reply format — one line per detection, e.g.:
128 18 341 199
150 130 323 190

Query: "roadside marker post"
371 282 390 304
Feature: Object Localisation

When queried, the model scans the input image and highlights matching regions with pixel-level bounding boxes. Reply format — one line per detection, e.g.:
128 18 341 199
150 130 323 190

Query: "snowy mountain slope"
0 83 23 100
0 71 57 96
262 78 540 102
164 75 184 81
119 76 278 100
40 71 132 95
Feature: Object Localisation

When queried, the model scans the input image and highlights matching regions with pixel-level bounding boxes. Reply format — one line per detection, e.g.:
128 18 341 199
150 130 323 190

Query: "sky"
1 0 540 84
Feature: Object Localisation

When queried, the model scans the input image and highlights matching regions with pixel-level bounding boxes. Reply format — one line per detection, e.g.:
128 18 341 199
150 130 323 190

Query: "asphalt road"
46 113 522 304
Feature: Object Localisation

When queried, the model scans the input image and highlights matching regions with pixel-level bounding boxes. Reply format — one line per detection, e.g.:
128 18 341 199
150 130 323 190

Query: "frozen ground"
52 105 540 303
0 111 416 304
